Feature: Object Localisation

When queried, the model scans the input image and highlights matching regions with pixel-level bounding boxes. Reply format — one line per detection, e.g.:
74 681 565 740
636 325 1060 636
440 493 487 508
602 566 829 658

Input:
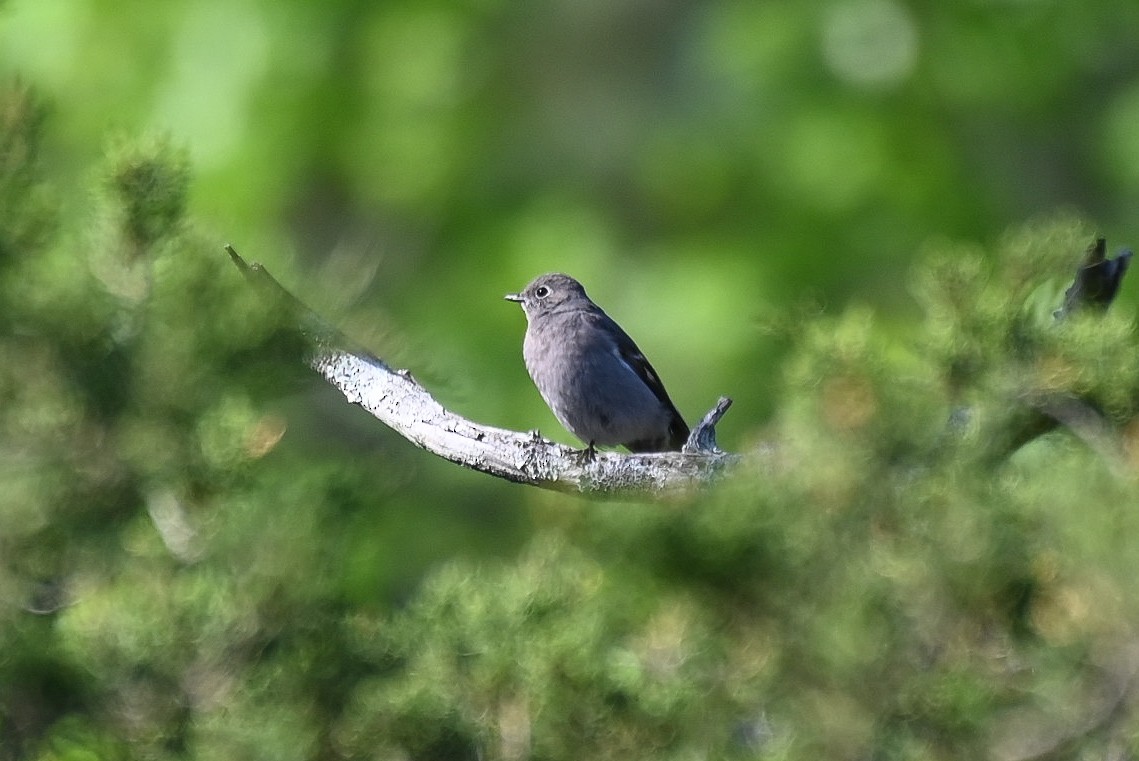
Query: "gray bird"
505 273 689 453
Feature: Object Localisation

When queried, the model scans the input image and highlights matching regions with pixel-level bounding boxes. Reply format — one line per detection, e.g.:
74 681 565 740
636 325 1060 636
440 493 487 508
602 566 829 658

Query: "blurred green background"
4 0 1139 759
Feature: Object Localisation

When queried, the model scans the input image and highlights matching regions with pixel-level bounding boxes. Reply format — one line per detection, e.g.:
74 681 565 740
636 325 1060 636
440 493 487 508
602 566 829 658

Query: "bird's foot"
571 441 598 465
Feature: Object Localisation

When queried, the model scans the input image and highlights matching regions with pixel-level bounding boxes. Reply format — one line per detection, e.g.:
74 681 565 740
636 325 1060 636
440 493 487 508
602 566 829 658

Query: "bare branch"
1030 393 1126 470
226 246 739 498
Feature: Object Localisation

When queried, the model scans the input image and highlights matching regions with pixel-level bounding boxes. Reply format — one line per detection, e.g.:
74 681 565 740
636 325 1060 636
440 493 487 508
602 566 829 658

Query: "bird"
505 273 689 453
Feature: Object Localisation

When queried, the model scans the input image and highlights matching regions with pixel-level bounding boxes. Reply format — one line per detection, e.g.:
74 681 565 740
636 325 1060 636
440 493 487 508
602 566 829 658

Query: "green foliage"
0 80 53 266
4 3 1139 758
338 537 755 760
0 75 535 759
912 220 1139 460
103 136 189 258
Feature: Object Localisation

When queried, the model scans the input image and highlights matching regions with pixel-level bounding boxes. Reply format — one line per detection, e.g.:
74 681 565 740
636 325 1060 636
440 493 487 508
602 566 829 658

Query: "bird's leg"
571 441 598 465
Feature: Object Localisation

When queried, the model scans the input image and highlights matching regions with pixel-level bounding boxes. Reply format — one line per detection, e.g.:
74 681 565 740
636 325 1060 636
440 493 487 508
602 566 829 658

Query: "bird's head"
505 273 590 319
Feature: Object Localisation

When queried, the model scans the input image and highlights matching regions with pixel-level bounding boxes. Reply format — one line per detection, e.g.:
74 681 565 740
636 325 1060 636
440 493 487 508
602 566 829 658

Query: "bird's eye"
534 286 550 298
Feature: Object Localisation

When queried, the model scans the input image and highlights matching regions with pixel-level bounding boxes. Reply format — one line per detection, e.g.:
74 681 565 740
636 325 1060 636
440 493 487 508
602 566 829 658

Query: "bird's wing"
585 311 684 416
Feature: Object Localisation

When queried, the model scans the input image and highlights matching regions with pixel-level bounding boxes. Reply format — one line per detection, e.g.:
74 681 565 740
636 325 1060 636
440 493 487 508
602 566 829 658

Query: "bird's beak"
504 292 523 303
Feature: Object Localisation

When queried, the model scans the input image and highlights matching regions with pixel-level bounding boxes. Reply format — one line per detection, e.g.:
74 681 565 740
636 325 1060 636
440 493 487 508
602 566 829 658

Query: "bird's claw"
571 441 598 465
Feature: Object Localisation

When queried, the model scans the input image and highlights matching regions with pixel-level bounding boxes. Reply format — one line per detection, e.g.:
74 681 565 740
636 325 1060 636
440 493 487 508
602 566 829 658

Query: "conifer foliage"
3 82 1139 761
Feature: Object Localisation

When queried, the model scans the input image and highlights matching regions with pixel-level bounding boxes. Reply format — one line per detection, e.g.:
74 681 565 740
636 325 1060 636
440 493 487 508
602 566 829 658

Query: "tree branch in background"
226 246 740 499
